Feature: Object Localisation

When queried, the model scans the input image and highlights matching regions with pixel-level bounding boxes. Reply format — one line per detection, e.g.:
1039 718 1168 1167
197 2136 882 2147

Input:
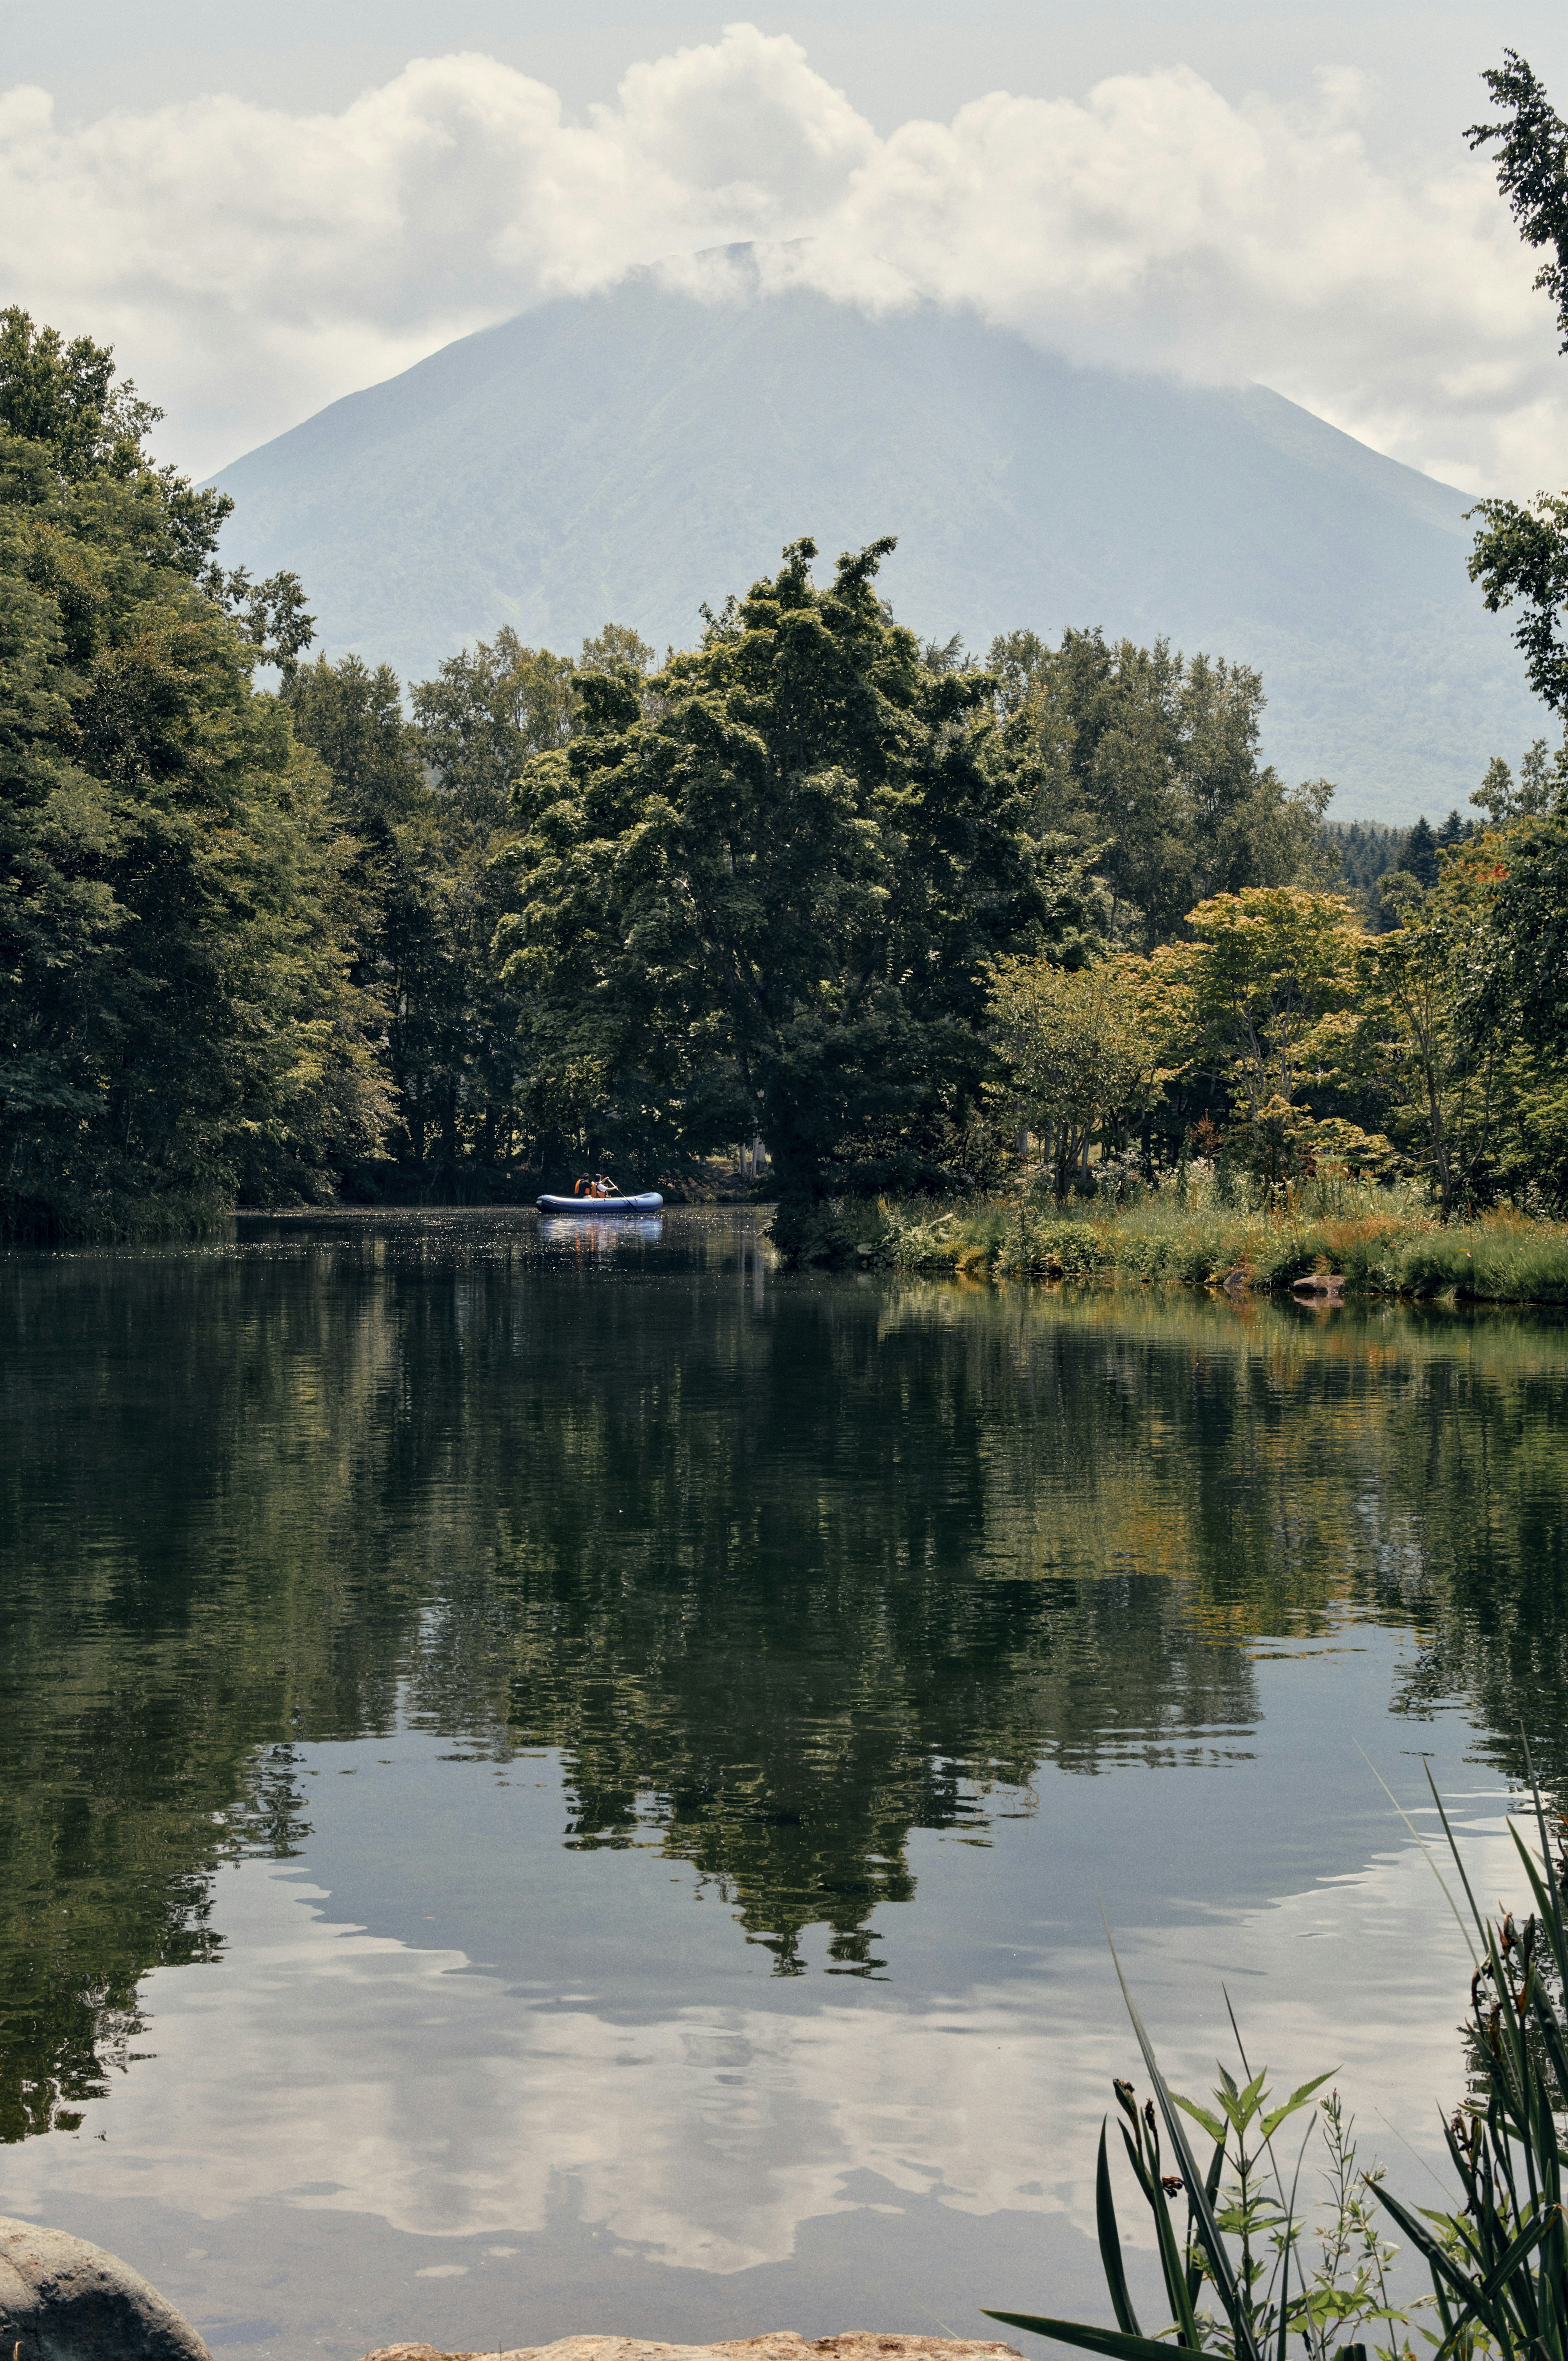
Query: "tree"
499 538 1058 1220
579 621 655 683
0 310 387 1234
1469 803 1568 1062
987 953 1163 1196
1361 862 1502 1214
287 623 661 1184
1397 814 1440 888
1346 780 1568 1215
1472 737 1566 822
1160 889 1369 1183
987 626 1331 946
398 628 595 1174
1466 56 1568 711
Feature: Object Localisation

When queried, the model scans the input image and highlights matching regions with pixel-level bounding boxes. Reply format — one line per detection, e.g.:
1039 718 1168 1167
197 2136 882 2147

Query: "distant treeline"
4 303 1567 1240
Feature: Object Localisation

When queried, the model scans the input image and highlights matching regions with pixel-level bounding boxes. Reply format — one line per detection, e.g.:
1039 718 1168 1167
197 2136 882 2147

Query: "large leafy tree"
1466 55 1568 712
499 538 1060 1218
0 309 388 1234
290 626 656 1180
987 627 1331 946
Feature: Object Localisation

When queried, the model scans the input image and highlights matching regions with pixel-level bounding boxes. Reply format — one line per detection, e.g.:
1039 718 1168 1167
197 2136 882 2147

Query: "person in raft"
573 1176 618 1198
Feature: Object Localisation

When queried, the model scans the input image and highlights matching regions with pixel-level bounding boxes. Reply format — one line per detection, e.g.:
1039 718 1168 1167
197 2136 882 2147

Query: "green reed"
984 1766 1568 2361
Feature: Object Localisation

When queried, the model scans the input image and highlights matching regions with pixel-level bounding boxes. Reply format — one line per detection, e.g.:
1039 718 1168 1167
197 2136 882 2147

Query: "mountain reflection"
2 1212 1566 2139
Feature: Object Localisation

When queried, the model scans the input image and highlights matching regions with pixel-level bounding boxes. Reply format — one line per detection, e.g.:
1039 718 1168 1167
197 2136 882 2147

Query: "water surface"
2 1210 1564 2358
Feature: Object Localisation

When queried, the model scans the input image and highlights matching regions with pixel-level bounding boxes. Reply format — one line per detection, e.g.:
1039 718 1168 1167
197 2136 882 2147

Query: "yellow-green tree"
987 952 1163 1195
1167 888 1370 1184
1359 851 1506 1215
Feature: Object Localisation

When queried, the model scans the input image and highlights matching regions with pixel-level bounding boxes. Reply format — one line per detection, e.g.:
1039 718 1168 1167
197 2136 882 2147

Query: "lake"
2 1208 1565 2360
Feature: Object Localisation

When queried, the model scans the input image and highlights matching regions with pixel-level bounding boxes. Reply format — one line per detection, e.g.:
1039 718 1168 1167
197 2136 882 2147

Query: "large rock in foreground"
0 2216 212 2361
363 2335 1025 2361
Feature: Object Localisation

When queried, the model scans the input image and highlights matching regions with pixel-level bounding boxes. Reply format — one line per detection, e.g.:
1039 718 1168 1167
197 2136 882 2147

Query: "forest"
2 291 1566 1248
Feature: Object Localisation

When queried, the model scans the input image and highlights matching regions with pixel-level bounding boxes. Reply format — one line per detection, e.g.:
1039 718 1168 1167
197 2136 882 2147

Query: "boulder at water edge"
0 2216 213 2361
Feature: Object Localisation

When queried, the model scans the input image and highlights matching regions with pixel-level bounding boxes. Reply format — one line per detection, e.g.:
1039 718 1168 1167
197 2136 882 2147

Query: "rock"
0 2216 212 2361
1292 1272 1345 1302
359 2334 1025 2361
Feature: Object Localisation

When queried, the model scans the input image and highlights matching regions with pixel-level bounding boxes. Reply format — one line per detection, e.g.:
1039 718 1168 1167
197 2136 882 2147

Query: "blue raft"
537 1192 664 1214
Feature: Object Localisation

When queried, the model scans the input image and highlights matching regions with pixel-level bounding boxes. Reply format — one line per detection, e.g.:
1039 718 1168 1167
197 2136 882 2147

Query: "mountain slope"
212 272 1546 820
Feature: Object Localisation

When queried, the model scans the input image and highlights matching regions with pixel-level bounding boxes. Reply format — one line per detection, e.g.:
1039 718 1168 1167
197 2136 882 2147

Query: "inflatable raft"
537 1192 664 1214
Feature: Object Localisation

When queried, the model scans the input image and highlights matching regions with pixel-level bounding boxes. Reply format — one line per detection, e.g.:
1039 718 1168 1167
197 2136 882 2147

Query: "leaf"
1372 2184 1504 2327
1476 2205 1554 2304
1171 2092 1226 2146
1099 1907 1262 2361
1261 2073 1334 2140
1096 2120 1143 2341
981 2312 1189 2361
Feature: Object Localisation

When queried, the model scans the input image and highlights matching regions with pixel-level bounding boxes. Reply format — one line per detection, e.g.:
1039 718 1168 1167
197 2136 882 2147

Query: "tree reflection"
2 1218 1565 2134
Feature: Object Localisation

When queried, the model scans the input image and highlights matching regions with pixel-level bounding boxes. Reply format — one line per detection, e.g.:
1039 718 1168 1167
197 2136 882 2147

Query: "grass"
985 1768 1568 2361
850 1176 1568 1304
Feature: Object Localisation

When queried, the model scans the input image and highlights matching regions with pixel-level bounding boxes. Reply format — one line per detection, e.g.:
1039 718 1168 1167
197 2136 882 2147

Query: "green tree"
579 621 655 683
0 309 387 1234
987 626 1331 946
1467 801 1568 1064
287 624 659 1185
499 538 1057 1222
1472 736 1566 822
1361 861 1502 1215
396 629 584 1174
988 952 1163 1196
1160 889 1370 1183
1466 56 1568 712
1396 814 1440 888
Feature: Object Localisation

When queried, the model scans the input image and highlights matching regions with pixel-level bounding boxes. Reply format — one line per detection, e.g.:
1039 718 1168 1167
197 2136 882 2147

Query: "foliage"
1171 890 1364 1118
287 625 656 1185
499 537 1065 1205
982 1768 1568 2361
1358 860 1502 1216
988 627 1332 948
988 953 1167 1198
0 308 388 1236
986 1984 1412 2361
1147 889 1385 1188
1466 56 1568 714
1468 52 1568 353
11 292 1568 1231
1369 1773 1568 2361
863 1178 1568 1302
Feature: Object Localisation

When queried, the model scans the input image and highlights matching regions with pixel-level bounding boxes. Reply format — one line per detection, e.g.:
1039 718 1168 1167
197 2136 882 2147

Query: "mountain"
212 267 1548 822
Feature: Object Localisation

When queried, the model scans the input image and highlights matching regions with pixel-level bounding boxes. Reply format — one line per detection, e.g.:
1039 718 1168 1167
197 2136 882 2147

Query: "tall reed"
985 1769 1568 2361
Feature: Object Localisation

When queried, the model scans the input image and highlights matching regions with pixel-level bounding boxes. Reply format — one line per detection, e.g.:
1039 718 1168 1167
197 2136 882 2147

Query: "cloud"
0 23 1562 488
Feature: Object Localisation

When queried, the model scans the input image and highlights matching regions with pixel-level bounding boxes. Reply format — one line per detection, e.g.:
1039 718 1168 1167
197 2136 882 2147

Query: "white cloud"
0 22 1563 488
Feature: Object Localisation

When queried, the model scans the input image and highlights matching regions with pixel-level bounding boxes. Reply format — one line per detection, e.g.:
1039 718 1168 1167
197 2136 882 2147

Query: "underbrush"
849 1180 1568 1303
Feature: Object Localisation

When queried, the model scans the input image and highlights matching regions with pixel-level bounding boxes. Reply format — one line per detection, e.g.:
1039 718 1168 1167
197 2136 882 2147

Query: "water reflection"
0 1806 1517 2267
539 1214 666 1249
1 1210 1565 2147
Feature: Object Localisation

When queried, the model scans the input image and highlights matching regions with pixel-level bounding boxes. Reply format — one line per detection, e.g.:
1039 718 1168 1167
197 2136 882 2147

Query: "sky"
3 0 1568 487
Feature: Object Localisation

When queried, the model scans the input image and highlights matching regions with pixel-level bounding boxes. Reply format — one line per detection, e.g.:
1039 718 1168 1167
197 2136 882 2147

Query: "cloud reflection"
2 1815 1517 2274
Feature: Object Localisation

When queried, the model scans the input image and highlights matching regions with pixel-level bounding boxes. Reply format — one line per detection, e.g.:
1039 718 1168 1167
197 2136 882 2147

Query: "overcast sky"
4 0 1568 486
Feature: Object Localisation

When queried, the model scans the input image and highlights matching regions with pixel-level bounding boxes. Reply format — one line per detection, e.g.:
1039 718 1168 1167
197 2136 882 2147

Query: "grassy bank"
846 1178 1568 1303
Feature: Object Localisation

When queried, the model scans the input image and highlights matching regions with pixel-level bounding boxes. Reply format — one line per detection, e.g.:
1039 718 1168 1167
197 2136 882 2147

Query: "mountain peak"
213 276 1543 819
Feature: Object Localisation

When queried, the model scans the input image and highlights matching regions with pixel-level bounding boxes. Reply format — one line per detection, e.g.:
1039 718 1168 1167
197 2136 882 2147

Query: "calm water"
2 1209 1566 2359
